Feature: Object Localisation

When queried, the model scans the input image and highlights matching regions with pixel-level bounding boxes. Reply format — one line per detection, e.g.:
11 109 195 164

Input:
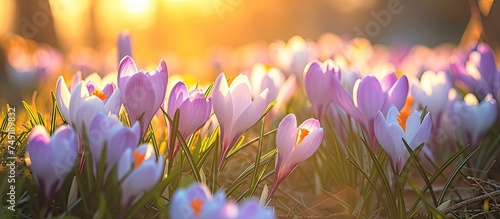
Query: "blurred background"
1 0 499 106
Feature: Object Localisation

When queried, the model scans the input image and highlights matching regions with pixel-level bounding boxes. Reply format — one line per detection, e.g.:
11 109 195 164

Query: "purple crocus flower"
303 60 340 120
212 73 270 170
88 112 141 179
26 125 78 205
450 43 500 100
332 72 409 150
117 144 164 212
450 93 497 148
268 114 323 202
118 56 168 136
169 183 239 219
167 81 212 160
374 105 432 173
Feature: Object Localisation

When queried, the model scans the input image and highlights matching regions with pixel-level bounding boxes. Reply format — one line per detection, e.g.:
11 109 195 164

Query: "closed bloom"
26 125 78 205
117 144 164 211
450 93 497 148
117 31 133 64
374 105 432 173
303 59 340 119
169 183 239 219
269 35 316 78
88 112 141 179
56 76 122 133
212 73 270 170
118 56 168 136
411 70 451 127
268 114 323 202
333 72 409 150
167 81 212 160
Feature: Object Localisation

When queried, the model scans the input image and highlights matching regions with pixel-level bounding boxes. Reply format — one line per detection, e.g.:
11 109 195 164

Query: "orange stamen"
91 89 108 100
397 97 413 131
191 198 203 216
132 151 146 168
295 128 310 147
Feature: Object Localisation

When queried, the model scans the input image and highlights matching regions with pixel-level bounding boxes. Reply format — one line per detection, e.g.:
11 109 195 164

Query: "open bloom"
170 183 274 219
212 73 270 170
167 81 212 160
374 105 432 173
332 72 409 150
268 114 323 202
118 56 168 136
117 144 164 211
303 59 340 119
88 112 141 179
26 125 78 205
450 93 497 148
56 76 122 133
411 70 451 128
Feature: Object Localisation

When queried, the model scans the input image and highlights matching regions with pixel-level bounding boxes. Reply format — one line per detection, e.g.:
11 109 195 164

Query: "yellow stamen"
91 89 108 100
397 97 413 131
295 128 310 147
132 151 146 168
191 198 203 216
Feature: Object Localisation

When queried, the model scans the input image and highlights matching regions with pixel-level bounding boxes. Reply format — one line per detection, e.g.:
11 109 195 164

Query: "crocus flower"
249 63 296 115
212 73 270 170
167 81 212 160
332 72 409 150
268 114 323 202
303 60 340 120
450 93 497 148
56 76 122 133
117 144 164 212
374 105 432 173
411 70 451 127
169 183 239 219
117 31 133 65
26 125 78 205
118 56 168 136
450 43 499 100
88 112 141 179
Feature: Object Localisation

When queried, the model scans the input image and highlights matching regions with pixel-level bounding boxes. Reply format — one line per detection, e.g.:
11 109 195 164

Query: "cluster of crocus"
26 125 78 205
169 183 274 219
267 114 323 202
304 59 409 150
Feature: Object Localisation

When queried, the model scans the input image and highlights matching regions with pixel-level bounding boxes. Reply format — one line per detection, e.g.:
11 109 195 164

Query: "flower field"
1 1 500 218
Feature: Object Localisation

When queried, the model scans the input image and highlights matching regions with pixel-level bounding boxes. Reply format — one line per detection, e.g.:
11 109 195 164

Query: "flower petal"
118 56 138 89
356 76 385 119
56 76 71 123
275 114 297 170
